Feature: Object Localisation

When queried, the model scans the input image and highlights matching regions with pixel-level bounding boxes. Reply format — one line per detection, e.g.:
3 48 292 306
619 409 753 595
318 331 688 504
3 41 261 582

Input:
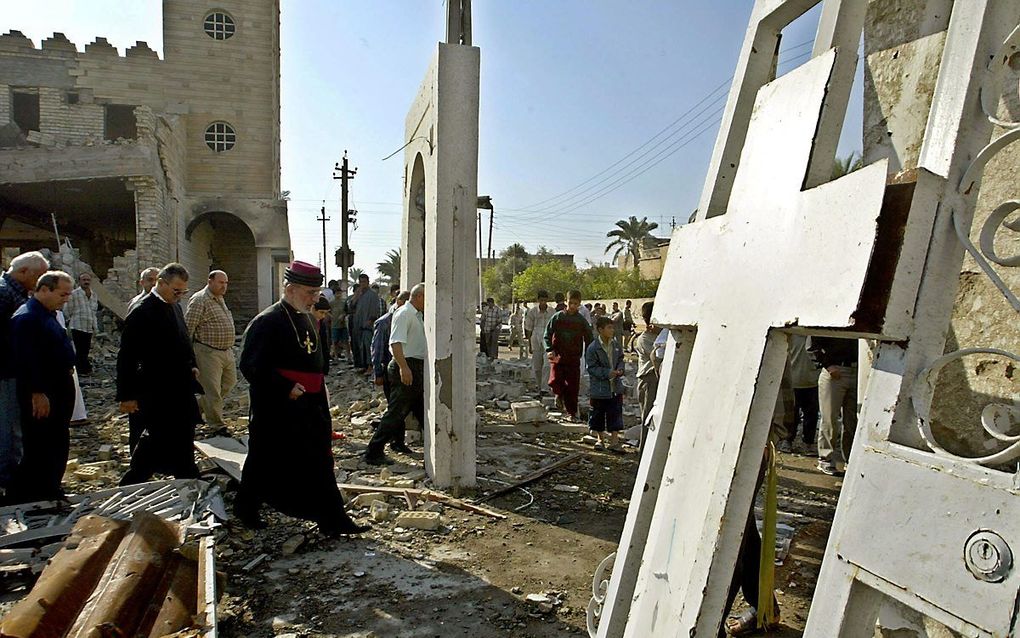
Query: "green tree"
832 152 864 179
512 260 578 301
376 249 401 286
482 243 531 304
605 216 660 271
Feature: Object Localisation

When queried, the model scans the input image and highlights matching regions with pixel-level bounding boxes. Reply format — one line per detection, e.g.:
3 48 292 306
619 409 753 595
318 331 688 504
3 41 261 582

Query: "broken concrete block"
351 492 387 508
386 479 415 489
496 400 511 410
281 534 304 556
72 465 103 481
98 445 113 461
370 500 390 522
65 458 79 472
512 401 547 424
394 510 441 531
378 467 392 481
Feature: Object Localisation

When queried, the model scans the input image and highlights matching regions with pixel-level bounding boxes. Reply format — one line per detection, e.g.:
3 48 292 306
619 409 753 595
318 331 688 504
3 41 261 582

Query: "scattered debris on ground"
0 338 841 637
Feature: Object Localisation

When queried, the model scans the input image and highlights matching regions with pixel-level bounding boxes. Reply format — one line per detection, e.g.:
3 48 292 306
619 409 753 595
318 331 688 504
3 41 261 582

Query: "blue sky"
5 1 862 281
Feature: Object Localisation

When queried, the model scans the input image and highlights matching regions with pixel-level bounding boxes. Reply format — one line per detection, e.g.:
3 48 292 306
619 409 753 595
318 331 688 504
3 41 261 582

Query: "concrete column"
403 43 479 490
255 247 274 310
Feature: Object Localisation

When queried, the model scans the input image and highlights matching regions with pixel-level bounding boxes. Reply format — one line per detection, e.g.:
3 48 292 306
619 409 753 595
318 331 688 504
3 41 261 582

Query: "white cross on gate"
599 48 925 636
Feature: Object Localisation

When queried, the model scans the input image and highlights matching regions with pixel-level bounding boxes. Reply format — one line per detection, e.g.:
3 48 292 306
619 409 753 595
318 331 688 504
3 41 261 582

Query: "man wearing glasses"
116 263 204 485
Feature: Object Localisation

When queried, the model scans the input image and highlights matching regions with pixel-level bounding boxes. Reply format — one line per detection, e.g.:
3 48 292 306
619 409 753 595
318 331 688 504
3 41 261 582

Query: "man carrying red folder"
235 260 368 536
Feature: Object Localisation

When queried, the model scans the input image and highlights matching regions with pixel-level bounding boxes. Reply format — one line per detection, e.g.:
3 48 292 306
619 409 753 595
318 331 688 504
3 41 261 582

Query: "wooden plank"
475 453 584 503
337 484 506 520
478 423 590 434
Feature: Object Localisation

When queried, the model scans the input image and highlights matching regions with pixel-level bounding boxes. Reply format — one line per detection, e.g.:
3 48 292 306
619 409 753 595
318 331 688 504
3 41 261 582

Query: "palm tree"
347 266 364 287
605 216 659 271
377 249 401 285
832 152 864 179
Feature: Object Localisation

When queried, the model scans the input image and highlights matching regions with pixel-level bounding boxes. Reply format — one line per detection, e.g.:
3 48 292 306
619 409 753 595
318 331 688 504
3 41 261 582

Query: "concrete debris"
511 401 547 424
393 511 441 531
370 501 391 522
281 534 305 556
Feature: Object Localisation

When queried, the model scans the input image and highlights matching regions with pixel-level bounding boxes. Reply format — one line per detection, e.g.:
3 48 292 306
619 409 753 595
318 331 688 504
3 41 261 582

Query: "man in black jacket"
117 263 204 485
7 271 75 503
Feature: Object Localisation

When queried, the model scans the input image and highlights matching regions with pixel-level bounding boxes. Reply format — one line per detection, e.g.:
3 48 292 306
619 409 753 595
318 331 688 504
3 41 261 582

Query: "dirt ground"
0 335 843 637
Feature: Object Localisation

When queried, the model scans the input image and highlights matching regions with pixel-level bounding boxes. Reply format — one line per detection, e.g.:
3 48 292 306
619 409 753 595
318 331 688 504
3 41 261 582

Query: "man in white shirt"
364 283 426 465
523 290 555 390
127 267 159 315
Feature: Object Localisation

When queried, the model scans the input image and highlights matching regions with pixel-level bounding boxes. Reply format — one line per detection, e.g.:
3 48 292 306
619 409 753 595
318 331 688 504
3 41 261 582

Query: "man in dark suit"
117 263 204 485
7 271 75 503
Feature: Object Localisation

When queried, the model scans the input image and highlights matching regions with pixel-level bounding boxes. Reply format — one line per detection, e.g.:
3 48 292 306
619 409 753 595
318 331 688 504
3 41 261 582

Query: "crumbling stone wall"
864 0 1019 459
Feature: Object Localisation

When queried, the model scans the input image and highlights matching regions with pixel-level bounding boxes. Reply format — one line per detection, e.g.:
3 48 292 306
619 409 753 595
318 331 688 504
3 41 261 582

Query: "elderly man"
236 261 368 536
523 290 555 390
127 267 159 315
364 283 426 465
7 271 75 503
0 251 48 490
118 263 204 485
185 270 236 429
64 273 98 375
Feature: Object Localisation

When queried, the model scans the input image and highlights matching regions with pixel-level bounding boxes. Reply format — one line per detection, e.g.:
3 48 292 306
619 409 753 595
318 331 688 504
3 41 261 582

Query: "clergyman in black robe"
117 263 204 485
235 260 368 536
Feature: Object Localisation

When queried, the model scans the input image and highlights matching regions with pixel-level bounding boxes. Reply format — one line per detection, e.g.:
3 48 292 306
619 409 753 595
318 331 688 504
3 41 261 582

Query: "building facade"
0 0 290 326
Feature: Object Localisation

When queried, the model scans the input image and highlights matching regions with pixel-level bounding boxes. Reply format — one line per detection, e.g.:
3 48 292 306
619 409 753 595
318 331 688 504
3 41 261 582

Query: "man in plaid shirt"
64 273 98 375
185 271 236 429
480 298 502 360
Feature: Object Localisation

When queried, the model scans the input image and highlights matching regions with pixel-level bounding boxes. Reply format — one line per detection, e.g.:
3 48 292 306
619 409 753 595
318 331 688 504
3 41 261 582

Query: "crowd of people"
0 253 405 536
0 249 857 633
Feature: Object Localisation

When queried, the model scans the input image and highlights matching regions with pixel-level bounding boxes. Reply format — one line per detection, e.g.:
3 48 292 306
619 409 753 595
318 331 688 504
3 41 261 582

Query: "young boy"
543 290 594 420
585 316 626 450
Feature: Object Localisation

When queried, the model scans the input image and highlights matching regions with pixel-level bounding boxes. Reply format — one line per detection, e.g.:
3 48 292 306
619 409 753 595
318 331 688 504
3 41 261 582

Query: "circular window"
205 122 236 152
203 12 236 40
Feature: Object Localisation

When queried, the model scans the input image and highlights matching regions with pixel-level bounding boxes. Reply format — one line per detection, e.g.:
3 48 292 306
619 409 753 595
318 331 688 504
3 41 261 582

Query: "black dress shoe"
364 454 393 466
390 443 415 455
233 501 268 530
319 519 371 537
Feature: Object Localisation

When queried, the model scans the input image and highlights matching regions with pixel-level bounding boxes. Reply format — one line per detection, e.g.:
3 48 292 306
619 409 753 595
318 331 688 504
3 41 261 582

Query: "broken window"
12 91 39 134
104 105 137 141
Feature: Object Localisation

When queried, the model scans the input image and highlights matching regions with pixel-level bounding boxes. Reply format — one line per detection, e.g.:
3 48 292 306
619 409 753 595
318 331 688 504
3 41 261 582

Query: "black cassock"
117 293 203 484
237 300 353 529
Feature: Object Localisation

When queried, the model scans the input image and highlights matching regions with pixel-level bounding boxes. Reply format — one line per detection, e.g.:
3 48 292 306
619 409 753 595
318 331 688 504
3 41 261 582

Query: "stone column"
402 42 479 490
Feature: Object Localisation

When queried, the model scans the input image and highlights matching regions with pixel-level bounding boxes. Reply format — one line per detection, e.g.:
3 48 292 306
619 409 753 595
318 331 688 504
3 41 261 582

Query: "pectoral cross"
303 333 314 355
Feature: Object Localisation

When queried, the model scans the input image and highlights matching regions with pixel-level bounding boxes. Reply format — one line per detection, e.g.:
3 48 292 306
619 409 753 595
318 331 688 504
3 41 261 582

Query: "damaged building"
0 0 290 326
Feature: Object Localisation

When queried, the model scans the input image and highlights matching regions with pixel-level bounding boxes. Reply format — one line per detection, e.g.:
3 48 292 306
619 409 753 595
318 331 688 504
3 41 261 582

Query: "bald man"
185 270 236 429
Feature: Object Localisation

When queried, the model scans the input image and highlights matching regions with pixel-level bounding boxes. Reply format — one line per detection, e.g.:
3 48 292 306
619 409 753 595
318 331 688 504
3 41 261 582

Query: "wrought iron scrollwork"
953 25 1020 311
913 348 1020 466
586 552 616 638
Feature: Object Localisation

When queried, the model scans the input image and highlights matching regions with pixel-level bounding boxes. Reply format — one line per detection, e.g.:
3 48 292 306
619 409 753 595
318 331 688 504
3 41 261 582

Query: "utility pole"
317 205 330 282
333 151 357 294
